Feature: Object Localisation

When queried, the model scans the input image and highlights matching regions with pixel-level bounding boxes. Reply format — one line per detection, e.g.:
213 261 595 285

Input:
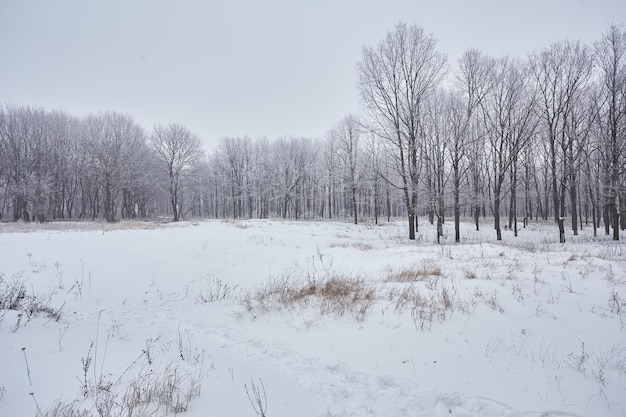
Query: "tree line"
1 23 624 242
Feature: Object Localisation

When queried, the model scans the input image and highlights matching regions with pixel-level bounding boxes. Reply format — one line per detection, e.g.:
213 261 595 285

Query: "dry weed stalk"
245 378 268 417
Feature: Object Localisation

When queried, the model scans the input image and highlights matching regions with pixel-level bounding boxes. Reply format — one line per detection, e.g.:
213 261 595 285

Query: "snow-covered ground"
1 218 624 417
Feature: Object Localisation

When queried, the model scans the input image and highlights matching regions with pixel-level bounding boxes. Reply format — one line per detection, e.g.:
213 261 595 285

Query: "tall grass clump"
0 272 64 330
241 271 377 321
384 261 443 283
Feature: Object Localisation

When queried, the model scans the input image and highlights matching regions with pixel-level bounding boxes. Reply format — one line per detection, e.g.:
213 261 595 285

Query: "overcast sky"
1 0 624 149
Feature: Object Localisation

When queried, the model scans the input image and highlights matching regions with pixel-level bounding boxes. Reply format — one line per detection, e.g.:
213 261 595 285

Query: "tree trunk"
604 202 611 236
621 194 626 231
351 186 358 225
558 217 566 243
571 170 578 236
104 176 115 223
386 186 391 222
591 184 598 237
453 163 460 243
612 203 620 240
408 214 415 240
494 185 502 241
374 179 379 225
509 161 518 237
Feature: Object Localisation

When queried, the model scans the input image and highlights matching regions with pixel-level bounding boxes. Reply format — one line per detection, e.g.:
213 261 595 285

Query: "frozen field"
0 218 624 417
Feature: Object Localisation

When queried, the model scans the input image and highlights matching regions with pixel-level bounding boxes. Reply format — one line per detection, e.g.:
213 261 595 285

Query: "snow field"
0 219 624 416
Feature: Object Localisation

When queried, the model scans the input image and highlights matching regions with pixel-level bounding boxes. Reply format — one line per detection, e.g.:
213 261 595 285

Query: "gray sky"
1 0 624 149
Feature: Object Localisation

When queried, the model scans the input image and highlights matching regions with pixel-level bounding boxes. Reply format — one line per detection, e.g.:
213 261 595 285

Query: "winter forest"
1 23 626 243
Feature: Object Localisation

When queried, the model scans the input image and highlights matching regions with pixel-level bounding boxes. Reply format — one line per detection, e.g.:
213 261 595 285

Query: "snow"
0 219 624 417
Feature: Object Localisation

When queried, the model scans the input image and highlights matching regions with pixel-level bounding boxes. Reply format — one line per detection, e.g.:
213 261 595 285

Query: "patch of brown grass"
385 262 443 283
241 272 377 321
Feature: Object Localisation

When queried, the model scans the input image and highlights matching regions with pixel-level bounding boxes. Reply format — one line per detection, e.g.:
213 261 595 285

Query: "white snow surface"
0 219 624 417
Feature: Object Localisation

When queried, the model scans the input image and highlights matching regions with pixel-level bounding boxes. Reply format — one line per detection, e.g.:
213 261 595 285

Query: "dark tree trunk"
558 217 566 243
612 204 620 240
604 202 611 236
590 184 598 237
351 186 358 225
104 176 115 223
571 170 578 236
386 186 391 222
494 186 502 241
453 163 460 243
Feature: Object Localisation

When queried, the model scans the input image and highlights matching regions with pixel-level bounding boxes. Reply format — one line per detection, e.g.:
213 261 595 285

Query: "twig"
30 392 42 417
22 347 32 386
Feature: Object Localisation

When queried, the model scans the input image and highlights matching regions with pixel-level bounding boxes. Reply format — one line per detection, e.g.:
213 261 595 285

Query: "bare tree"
82 112 147 223
321 132 338 219
531 40 594 242
423 90 449 242
275 137 318 220
0 104 50 222
357 23 447 240
330 114 362 224
450 49 493 242
252 138 273 219
46 110 82 220
481 56 537 240
594 24 626 240
150 123 204 221
363 130 385 224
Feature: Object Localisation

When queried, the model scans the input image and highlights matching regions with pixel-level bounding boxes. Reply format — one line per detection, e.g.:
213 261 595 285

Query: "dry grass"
0 219 171 234
42 333 207 417
241 265 473 328
120 363 203 416
462 268 478 280
0 273 64 330
386 281 462 330
241 272 377 321
221 219 253 229
42 364 204 417
195 276 240 303
384 262 443 283
329 241 374 251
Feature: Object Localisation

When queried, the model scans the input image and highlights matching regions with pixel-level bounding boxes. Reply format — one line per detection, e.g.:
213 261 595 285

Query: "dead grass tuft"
386 281 462 331
329 241 374 251
385 262 443 283
462 268 478 280
41 332 207 417
221 220 253 229
241 272 377 321
0 273 64 330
